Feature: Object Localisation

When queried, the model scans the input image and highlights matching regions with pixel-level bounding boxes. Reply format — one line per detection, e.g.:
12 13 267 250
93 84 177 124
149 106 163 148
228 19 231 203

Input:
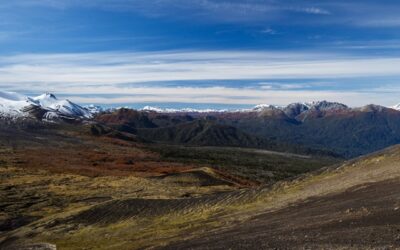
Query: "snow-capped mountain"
283 103 310 118
141 101 350 115
3 90 400 122
304 100 349 112
252 104 281 112
142 104 282 113
356 104 388 113
0 91 92 121
0 91 32 118
391 103 400 111
142 106 229 113
84 104 104 114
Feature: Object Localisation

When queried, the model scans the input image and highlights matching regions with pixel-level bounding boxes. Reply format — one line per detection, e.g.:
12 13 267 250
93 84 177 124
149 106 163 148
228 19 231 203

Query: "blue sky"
2 0 400 108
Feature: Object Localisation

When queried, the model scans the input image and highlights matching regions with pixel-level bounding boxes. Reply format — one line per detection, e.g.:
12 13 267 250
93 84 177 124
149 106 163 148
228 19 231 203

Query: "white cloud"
5 0 331 24
290 7 330 15
1 50 400 85
259 83 313 90
7 0 400 28
57 86 400 107
2 50 400 106
260 28 277 35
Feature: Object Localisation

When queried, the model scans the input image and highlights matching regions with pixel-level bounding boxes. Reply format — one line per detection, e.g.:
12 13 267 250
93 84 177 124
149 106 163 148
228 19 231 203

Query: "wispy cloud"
2 50 400 85
6 0 400 28
5 0 332 23
52 86 400 107
260 28 277 35
289 6 331 15
258 82 314 90
2 50 400 106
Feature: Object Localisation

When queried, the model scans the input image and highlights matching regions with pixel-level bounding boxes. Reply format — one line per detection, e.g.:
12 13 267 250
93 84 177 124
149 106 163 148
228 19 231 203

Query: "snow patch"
0 91 92 120
391 103 400 111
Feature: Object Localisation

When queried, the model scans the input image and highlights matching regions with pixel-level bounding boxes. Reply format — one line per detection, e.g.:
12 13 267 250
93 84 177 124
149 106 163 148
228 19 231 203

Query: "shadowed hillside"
95 109 341 157
210 105 400 158
93 106 400 158
136 120 269 147
2 132 400 249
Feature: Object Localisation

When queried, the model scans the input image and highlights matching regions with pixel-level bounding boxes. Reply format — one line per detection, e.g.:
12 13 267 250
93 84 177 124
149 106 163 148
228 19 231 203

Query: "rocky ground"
1 123 399 249
164 178 400 249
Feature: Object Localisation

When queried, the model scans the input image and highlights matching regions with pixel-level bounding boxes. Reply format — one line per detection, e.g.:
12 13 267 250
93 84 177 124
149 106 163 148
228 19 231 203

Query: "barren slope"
1 141 400 249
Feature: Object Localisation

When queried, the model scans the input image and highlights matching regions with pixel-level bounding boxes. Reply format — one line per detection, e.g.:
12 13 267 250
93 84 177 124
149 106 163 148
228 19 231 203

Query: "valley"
1 121 400 249
3 1 400 249
1 92 400 249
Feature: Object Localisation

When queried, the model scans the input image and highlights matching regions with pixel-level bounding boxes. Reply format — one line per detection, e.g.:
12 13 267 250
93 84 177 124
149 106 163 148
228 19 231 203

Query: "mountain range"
94 100 400 158
2 91 400 249
3 91 400 158
0 91 92 122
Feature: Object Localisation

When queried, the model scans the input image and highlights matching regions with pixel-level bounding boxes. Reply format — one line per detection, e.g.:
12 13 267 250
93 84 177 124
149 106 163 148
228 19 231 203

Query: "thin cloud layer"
2 50 400 106
2 1 400 108
5 0 400 26
2 51 400 85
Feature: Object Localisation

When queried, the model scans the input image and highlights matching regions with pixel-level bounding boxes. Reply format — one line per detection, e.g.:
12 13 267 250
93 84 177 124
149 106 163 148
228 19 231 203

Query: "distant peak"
44 92 57 99
142 106 165 113
141 106 228 113
33 92 58 101
0 91 92 121
283 102 310 118
252 104 280 111
305 100 348 111
357 104 388 112
391 103 400 111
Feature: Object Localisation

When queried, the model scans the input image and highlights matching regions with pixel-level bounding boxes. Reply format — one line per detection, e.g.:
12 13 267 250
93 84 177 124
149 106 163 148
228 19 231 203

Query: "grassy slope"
0 122 340 248
147 144 338 183
2 142 400 249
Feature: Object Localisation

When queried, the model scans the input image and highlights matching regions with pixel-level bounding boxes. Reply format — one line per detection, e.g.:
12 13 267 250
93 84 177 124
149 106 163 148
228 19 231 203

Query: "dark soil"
163 178 400 249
